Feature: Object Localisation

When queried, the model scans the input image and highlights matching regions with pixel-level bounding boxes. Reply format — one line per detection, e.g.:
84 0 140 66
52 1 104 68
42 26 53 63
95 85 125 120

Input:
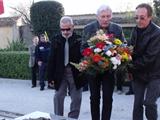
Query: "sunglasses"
61 28 71 31
134 16 146 20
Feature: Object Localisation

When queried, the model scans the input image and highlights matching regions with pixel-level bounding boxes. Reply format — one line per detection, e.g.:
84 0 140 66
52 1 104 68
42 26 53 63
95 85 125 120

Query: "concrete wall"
0 25 19 49
19 25 33 47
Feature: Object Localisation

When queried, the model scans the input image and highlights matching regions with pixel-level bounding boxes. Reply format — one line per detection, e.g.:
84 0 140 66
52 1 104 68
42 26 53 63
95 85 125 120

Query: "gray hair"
60 16 74 26
96 5 112 15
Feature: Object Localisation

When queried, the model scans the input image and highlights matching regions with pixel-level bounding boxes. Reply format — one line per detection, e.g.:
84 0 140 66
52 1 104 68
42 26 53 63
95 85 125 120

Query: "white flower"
110 57 121 69
94 48 102 53
105 41 112 45
105 50 112 56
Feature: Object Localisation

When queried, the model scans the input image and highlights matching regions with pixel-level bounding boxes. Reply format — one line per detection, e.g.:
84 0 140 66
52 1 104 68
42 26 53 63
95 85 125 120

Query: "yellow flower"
121 52 128 61
113 39 122 45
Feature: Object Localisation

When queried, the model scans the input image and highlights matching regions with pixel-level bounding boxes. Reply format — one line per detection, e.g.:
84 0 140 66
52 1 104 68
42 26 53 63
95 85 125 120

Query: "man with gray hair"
47 16 85 119
81 5 125 120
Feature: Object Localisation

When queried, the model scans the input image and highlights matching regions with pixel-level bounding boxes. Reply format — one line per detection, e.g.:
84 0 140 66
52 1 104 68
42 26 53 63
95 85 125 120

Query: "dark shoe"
40 87 44 91
125 91 134 95
83 84 88 92
31 85 36 88
83 87 88 92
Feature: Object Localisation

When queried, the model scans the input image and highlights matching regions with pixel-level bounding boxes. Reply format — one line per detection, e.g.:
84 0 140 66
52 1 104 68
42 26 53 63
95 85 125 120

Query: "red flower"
123 47 132 54
106 33 114 38
92 54 102 63
82 48 93 56
96 42 105 49
81 60 89 65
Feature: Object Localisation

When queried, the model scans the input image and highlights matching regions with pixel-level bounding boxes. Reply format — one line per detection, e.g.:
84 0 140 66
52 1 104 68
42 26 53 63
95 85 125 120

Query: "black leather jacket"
130 22 160 82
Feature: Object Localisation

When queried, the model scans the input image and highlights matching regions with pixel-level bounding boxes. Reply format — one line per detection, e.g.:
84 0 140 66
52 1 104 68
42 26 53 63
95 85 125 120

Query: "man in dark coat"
81 5 125 120
47 16 84 119
128 3 160 120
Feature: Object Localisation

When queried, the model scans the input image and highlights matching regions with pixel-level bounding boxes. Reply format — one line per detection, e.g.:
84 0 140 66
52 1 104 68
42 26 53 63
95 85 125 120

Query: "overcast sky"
1 0 153 17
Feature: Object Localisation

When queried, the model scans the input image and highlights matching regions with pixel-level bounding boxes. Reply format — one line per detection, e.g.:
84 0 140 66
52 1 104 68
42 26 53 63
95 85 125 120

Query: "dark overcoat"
47 33 85 90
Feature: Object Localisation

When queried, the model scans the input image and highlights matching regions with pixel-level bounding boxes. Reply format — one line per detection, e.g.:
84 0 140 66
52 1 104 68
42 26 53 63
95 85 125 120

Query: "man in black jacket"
47 16 84 119
81 5 125 120
129 3 160 120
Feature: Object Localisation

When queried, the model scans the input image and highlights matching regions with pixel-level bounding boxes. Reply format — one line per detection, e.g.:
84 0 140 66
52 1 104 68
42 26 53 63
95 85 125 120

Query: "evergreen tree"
154 0 160 18
153 0 160 25
30 1 64 40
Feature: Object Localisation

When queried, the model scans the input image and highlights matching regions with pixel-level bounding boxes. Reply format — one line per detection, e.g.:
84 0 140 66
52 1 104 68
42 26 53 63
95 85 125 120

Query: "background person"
125 73 134 95
44 33 55 90
28 36 39 88
36 33 51 91
128 3 160 120
81 5 125 120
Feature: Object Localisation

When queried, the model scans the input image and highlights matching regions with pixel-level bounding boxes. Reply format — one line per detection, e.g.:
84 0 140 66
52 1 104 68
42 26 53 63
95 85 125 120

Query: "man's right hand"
38 61 42 66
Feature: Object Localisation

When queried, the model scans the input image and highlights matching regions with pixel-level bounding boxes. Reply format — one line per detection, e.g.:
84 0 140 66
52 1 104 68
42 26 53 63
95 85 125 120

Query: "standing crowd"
28 3 160 120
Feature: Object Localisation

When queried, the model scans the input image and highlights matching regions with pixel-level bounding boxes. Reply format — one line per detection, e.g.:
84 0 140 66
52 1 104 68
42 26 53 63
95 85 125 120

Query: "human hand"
48 80 55 89
38 61 42 66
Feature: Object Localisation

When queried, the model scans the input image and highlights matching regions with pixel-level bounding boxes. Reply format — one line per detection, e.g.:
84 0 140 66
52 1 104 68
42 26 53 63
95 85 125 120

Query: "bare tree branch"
10 6 31 25
9 0 35 25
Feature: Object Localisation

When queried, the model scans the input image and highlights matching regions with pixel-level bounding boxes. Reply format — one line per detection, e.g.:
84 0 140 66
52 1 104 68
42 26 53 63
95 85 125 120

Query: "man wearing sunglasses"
128 3 160 120
47 16 85 119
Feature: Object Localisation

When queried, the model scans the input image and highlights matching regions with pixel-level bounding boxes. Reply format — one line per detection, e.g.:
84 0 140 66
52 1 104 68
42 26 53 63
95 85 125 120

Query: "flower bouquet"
71 29 132 75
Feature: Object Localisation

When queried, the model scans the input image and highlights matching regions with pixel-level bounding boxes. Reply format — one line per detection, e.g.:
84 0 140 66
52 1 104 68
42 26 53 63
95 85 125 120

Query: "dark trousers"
39 63 47 87
128 81 133 92
54 66 82 119
88 72 115 120
133 80 160 120
115 71 124 91
31 63 38 86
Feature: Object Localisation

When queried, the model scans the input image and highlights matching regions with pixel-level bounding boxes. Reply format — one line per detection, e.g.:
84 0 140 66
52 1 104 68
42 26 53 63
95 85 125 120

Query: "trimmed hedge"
0 51 31 79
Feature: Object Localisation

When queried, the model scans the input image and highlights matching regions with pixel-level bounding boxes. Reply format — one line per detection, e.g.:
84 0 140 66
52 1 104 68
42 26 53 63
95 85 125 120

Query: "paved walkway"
0 78 159 120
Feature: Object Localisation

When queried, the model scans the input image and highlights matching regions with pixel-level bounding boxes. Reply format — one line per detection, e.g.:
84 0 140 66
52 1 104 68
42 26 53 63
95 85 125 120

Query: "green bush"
30 1 64 39
7 39 27 51
0 51 31 79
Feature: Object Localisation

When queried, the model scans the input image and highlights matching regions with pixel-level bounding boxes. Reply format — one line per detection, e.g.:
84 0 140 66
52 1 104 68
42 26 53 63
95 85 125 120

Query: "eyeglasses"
134 16 146 20
61 28 71 31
